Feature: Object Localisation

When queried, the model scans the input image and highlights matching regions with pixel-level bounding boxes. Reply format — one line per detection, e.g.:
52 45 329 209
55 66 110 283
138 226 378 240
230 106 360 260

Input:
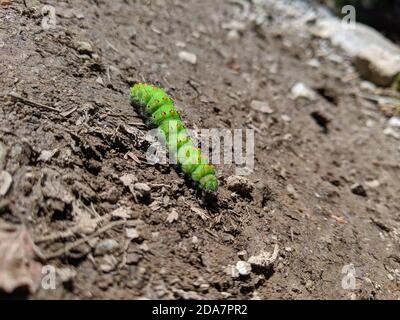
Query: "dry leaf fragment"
124 152 141 164
166 209 179 223
190 206 209 220
0 225 42 294
330 214 347 224
1 0 11 6
111 206 132 219
72 201 99 234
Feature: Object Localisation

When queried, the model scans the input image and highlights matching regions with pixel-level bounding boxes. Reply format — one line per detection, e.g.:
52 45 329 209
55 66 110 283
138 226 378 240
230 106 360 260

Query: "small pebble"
236 261 252 276
125 228 139 240
76 41 93 55
94 239 119 256
250 100 274 114
384 127 400 139
237 250 248 260
291 82 317 101
0 170 12 196
126 253 141 265
226 175 254 197
388 117 400 128
351 183 367 197
178 51 197 64
134 183 151 197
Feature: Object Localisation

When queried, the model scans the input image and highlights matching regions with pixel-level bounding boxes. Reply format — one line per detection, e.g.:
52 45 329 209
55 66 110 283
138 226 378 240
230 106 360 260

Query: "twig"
42 220 126 260
118 239 131 269
149 183 171 188
205 228 218 239
34 215 110 243
6 92 59 112
35 229 75 244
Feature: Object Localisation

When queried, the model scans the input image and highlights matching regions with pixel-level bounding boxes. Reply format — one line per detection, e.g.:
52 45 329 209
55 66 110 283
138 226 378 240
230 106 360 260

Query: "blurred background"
320 0 400 42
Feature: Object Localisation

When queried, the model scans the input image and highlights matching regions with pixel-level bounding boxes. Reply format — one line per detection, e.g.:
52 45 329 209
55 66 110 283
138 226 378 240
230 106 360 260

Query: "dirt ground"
1 0 400 299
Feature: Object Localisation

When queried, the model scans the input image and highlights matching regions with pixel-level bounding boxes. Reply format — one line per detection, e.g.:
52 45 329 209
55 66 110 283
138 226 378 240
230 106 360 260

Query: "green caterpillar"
130 83 218 192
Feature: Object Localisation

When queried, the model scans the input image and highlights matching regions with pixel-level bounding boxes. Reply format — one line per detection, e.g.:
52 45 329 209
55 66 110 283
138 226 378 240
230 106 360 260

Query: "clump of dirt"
0 0 399 299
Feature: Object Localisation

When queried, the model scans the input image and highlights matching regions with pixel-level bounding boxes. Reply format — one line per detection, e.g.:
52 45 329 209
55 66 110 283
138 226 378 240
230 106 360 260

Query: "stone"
235 261 252 276
221 20 247 32
126 253 141 265
178 51 197 64
226 175 254 197
56 268 77 283
307 58 321 68
313 18 400 86
94 239 119 256
350 183 367 197
286 184 298 199
120 174 137 186
96 76 104 86
237 250 248 260
133 183 151 197
384 127 400 140
175 41 186 48
37 149 58 162
354 46 400 86
111 206 132 219
76 41 93 55
364 179 380 189
99 255 117 272
388 117 400 128
0 171 12 196
250 100 274 114
125 228 139 240
226 30 240 42
314 19 400 58
139 242 149 252
291 82 317 101
248 244 279 270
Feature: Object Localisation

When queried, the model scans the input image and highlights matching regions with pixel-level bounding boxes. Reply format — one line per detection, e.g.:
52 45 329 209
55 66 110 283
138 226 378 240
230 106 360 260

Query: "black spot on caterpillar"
130 83 218 192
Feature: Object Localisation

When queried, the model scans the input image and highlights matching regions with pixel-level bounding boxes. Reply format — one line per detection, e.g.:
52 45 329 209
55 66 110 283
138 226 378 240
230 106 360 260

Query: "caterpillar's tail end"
200 175 218 192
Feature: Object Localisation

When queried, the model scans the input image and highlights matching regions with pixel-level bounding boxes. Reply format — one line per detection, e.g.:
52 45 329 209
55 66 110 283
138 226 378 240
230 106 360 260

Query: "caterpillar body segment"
130 83 218 192
152 104 181 126
192 164 216 182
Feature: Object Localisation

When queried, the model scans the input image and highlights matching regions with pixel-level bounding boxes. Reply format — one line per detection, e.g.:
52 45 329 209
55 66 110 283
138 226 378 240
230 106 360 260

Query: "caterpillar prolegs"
130 83 218 192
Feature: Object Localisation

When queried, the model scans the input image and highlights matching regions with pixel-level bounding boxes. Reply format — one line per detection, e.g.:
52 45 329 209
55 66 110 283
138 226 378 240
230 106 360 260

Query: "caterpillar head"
130 83 156 105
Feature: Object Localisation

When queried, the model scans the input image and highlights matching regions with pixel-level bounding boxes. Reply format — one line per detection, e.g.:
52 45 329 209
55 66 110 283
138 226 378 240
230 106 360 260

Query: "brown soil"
1 0 399 299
